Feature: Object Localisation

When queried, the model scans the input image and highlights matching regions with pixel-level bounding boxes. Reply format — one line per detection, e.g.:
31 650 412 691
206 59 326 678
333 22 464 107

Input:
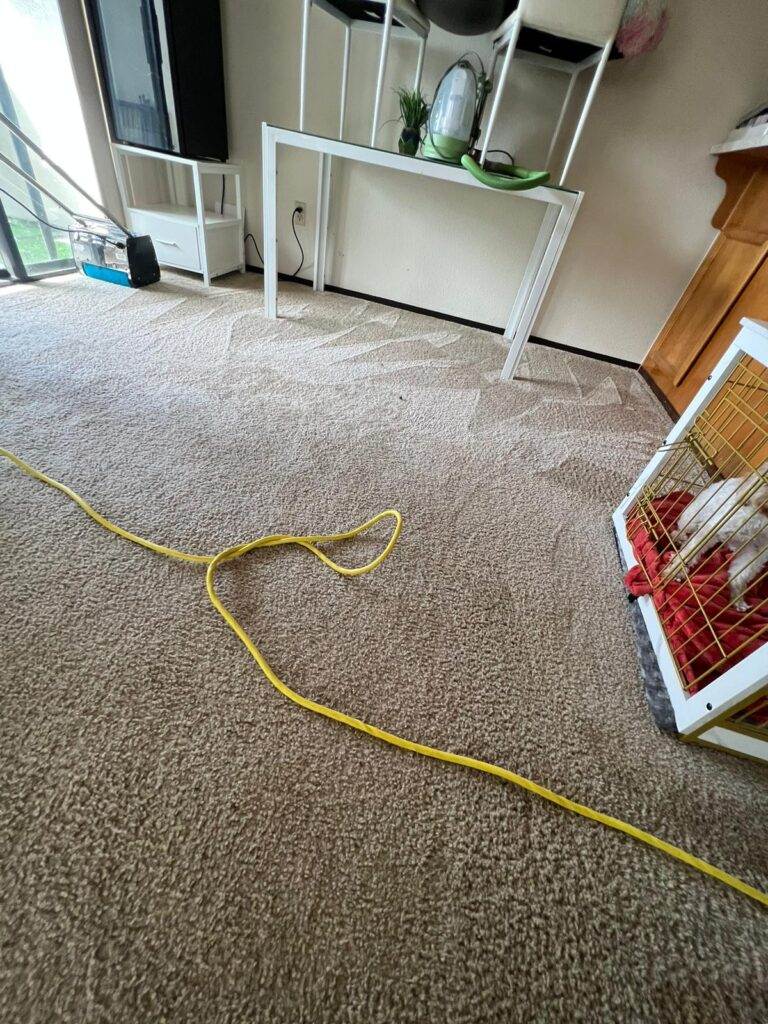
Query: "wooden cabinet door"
667 257 768 413
642 157 768 416
643 236 765 406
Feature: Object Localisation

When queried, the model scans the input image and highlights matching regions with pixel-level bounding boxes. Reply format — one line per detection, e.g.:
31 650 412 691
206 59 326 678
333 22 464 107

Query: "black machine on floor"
69 223 160 289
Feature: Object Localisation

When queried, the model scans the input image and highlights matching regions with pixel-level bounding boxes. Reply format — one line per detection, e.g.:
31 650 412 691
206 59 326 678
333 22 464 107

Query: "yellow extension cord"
1 446 766 910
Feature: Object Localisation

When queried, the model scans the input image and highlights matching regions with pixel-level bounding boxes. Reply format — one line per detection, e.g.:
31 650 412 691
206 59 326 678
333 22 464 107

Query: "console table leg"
501 198 578 380
313 153 332 292
262 125 278 318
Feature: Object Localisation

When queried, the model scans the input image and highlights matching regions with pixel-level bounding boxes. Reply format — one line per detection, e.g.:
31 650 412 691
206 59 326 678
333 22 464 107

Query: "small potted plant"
395 87 427 157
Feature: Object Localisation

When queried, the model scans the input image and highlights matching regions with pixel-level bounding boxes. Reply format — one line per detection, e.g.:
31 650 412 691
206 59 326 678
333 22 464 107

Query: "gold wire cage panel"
614 318 768 764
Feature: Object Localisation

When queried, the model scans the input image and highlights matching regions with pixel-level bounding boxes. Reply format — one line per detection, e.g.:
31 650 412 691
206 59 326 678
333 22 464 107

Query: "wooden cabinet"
642 148 768 416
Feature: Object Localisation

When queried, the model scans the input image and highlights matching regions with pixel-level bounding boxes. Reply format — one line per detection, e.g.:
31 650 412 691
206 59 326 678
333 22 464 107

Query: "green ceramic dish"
461 155 550 191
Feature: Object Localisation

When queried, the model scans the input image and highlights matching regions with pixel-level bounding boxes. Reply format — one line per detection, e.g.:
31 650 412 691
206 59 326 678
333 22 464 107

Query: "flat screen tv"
85 0 228 161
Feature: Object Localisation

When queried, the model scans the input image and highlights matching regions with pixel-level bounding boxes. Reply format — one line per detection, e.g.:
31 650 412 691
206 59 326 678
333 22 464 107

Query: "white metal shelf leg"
370 0 394 147
299 0 311 131
414 36 426 93
261 125 278 318
480 14 521 165
313 153 332 291
559 39 612 185
545 72 577 172
501 198 580 380
339 25 351 140
191 164 211 287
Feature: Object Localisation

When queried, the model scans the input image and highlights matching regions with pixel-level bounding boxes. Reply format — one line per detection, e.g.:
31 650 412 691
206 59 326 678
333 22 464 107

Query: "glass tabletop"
266 125 578 195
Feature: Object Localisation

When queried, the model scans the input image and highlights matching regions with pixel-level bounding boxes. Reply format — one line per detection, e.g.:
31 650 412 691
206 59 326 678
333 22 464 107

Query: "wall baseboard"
243 264 640 370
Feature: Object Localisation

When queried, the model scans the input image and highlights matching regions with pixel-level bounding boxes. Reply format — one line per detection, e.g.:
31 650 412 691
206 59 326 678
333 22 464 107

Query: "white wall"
222 0 768 364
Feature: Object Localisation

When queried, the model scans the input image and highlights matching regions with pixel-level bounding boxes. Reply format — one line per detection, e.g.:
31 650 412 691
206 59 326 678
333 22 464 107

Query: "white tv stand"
111 143 245 286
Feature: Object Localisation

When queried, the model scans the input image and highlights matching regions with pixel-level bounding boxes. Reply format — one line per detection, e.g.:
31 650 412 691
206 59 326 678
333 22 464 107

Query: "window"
0 0 101 280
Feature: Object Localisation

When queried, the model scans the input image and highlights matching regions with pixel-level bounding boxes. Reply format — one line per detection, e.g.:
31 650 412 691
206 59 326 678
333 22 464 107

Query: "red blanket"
624 491 768 727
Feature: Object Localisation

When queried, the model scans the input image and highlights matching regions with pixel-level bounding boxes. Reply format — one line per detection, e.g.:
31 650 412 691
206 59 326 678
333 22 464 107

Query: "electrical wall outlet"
294 201 306 226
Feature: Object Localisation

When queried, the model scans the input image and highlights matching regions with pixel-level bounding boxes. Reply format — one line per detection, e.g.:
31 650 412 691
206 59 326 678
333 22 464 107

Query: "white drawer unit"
112 145 245 286
127 204 243 281
128 206 202 272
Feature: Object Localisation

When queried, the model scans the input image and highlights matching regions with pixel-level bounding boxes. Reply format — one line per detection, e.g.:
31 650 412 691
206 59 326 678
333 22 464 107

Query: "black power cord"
244 231 263 265
0 184 125 246
0 185 66 231
220 175 225 215
288 206 305 279
485 148 515 164
243 203 263 264
243 204 305 278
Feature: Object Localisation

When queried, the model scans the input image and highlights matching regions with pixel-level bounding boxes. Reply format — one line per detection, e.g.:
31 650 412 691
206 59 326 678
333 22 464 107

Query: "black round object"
417 0 517 36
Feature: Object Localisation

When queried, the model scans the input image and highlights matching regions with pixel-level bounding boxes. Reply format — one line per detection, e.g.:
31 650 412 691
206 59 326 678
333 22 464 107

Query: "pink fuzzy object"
616 0 670 58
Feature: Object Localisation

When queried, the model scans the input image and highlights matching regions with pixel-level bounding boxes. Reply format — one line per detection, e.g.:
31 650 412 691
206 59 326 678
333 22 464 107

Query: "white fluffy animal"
667 467 768 610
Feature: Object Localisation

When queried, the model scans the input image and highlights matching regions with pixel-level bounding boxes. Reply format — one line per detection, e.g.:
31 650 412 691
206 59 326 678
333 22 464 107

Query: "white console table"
112 143 245 286
260 124 583 381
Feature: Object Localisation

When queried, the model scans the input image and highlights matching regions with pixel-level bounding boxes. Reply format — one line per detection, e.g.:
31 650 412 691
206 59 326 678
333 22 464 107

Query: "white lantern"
422 61 478 163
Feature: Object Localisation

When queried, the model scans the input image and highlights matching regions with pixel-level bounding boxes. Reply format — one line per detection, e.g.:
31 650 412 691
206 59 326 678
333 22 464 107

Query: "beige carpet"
1 270 766 1024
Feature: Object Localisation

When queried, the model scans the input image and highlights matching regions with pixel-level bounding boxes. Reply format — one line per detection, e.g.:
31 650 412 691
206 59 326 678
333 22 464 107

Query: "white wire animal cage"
614 318 768 765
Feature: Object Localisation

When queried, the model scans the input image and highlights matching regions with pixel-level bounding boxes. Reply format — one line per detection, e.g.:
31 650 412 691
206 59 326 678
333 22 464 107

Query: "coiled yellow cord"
2 446 766 909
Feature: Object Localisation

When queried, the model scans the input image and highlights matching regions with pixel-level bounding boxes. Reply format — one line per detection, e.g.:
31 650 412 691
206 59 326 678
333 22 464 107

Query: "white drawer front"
129 211 201 272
